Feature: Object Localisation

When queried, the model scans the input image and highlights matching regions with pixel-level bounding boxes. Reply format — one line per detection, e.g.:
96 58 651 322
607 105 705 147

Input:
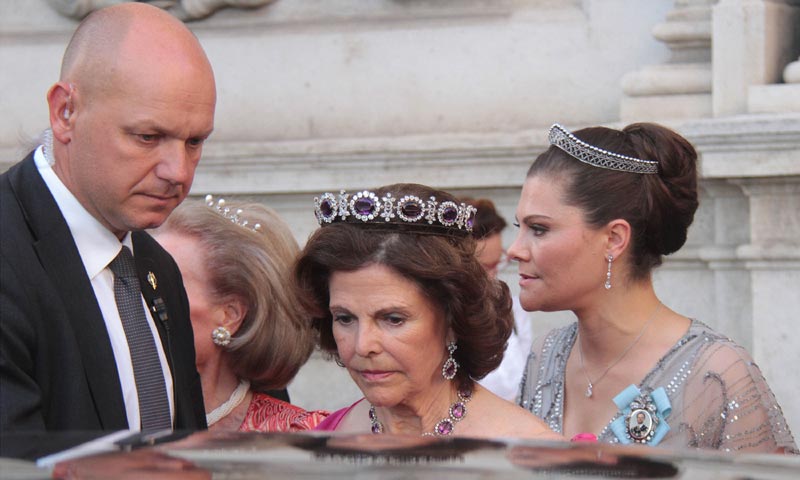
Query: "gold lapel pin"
147 271 157 291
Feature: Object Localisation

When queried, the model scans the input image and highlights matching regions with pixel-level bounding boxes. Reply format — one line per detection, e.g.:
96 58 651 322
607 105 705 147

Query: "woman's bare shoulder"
473 390 563 441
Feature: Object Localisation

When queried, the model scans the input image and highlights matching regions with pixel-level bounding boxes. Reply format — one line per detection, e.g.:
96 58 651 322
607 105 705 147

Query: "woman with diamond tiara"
153 198 329 432
296 183 561 439
511 123 797 453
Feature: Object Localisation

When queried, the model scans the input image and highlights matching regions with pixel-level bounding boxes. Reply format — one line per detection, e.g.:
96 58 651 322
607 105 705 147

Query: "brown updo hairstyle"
529 123 699 280
294 183 514 386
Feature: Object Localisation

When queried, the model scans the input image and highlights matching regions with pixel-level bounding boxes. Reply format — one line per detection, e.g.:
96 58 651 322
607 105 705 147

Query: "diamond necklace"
369 384 473 436
206 378 250 426
577 303 661 398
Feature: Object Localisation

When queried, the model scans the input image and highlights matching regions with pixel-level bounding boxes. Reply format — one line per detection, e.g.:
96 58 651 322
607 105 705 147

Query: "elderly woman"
153 197 328 431
295 183 560 439
511 123 797 453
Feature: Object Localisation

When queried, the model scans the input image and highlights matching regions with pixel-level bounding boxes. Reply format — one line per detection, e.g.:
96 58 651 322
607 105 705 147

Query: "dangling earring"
442 341 459 380
211 326 232 347
604 255 613 290
334 357 345 368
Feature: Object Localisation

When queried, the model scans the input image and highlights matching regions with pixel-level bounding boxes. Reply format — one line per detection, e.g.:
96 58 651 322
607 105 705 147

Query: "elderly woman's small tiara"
548 123 659 174
205 194 262 233
314 190 477 237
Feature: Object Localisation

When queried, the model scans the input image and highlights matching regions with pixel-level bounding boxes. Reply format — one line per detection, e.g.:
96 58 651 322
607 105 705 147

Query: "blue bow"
609 385 671 446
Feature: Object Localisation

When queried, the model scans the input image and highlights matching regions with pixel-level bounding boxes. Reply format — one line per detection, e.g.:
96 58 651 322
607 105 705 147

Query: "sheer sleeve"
673 340 797 454
518 325 575 434
517 333 545 408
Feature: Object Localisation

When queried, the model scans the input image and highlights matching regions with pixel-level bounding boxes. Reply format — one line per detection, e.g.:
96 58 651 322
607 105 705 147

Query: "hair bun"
623 123 699 256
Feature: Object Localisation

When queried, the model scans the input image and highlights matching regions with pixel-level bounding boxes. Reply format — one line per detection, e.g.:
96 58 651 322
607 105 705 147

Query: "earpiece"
63 83 75 121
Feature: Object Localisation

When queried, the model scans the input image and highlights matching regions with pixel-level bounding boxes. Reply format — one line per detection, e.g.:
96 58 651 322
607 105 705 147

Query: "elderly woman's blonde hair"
158 198 313 390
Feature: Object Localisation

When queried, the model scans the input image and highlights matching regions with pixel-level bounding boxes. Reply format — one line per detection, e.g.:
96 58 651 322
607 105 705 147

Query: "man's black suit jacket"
0 153 206 459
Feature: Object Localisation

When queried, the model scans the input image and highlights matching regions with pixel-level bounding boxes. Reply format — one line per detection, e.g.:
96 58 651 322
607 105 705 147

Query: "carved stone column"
698 180 752 349
786 56 800 83
733 177 800 436
620 0 716 122
683 113 800 438
714 0 800 115
748 50 800 113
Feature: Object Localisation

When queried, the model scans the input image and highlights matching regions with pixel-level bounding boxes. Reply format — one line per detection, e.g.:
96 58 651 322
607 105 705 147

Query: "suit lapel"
10 156 128 429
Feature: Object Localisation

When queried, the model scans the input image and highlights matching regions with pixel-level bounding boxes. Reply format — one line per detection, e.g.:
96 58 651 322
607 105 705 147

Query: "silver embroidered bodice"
518 320 797 453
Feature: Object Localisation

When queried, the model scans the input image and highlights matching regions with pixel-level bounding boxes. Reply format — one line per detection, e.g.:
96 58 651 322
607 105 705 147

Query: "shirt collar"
34 145 132 279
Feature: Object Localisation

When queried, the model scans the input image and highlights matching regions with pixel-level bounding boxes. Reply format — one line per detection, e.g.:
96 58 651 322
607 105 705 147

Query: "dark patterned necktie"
108 246 172 431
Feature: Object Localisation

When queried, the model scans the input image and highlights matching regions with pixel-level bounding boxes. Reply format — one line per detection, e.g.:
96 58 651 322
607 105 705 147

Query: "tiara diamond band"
205 195 263 233
548 123 659 175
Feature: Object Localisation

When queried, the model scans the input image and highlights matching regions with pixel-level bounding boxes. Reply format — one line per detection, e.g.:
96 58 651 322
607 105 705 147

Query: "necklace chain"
577 303 661 398
206 379 250 426
369 385 473 436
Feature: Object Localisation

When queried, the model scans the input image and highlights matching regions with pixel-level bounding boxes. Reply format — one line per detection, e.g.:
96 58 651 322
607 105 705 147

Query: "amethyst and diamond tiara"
315 190 476 234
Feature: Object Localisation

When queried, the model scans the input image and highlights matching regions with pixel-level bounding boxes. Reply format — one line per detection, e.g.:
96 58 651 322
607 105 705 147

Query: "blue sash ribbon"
609 385 671 446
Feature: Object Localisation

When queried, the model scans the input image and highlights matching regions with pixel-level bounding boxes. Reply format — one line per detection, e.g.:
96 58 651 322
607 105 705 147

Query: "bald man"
1 3 214 458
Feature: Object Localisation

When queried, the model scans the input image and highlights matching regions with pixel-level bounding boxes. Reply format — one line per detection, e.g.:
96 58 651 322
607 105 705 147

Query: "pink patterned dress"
238 392 329 432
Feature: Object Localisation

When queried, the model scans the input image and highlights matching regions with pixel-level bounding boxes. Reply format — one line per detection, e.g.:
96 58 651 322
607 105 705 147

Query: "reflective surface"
3 431 799 479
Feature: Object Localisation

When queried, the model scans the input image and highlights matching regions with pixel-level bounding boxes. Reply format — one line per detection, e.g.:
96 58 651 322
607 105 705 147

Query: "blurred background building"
2 0 798 436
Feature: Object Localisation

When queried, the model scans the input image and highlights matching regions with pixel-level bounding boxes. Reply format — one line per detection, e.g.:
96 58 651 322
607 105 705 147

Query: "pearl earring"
211 326 232 347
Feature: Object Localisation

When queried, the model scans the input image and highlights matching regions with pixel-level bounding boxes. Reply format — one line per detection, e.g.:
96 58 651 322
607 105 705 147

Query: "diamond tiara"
314 190 477 237
548 123 659 175
205 195 263 233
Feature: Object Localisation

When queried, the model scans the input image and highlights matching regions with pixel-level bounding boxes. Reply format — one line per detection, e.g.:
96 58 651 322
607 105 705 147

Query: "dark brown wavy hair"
294 183 514 386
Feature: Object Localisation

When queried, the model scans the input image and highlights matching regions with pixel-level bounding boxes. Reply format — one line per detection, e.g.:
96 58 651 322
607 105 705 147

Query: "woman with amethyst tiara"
295 183 562 440
511 122 797 453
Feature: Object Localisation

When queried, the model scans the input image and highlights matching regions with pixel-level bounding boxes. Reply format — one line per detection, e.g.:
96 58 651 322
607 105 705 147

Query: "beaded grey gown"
518 320 797 453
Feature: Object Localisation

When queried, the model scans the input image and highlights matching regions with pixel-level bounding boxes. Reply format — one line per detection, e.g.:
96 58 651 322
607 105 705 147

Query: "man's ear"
47 82 75 144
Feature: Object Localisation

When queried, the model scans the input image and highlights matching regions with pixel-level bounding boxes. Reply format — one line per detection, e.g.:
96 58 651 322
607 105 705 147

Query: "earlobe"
445 327 456 346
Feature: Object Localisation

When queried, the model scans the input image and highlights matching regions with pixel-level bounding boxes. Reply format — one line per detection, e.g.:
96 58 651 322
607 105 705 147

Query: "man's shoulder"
1 152 36 185
1 153 50 226
131 230 184 294
132 230 175 264
1 157 26 202
1 157 38 247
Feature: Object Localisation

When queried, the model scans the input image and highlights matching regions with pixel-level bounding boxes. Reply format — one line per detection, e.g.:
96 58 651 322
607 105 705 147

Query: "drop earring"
605 255 613 290
442 341 458 380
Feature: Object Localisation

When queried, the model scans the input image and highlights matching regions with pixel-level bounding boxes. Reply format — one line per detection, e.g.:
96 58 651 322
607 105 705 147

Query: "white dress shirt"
34 146 174 430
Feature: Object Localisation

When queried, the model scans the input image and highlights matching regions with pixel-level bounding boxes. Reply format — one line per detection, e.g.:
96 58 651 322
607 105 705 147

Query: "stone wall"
1 0 798 438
